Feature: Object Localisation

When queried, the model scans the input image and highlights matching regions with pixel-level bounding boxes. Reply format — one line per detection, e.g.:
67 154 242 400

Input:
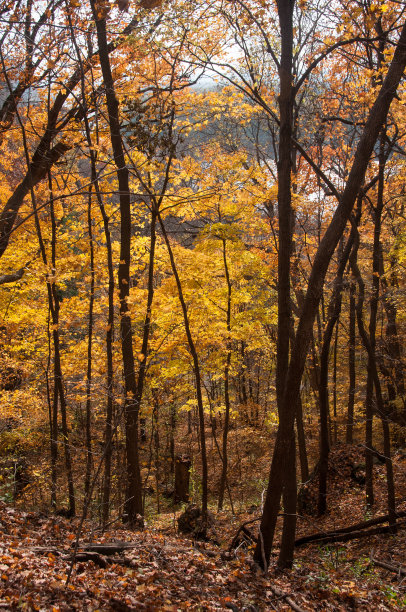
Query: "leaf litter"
0 450 405 611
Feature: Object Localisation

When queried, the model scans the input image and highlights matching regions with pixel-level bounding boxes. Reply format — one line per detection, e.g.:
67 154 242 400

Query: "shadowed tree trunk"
254 19 406 569
90 0 143 525
296 395 309 483
346 277 356 443
318 232 356 515
350 227 397 529
274 0 296 571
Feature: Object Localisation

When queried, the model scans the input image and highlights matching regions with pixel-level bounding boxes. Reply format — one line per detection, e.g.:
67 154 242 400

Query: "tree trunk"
90 0 143 525
346 278 356 443
296 395 309 483
332 319 339 444
350 230 397 527
254 20 406 569
84 184 95 504
158 212 209 519
218 238 232 511
318 229 356 515
67 11 116 522
274 0 296 571
174 455 191 503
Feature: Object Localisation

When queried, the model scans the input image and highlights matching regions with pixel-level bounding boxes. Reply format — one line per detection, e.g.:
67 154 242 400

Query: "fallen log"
33 545 133 568
295 520 405 547
72 551 108 568
77 542 138 555
267 585 307 612
295 510 406 547
371 556 406 577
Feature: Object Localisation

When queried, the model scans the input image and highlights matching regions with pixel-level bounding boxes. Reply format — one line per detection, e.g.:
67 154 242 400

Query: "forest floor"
0 446 405 611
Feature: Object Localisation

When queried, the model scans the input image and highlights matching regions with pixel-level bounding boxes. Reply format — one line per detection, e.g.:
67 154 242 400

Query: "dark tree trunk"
84 185 95 504
174 455 191 503
67 11 116 522
90 0 143 525
318 228 357 515
170 403 176 473
346 278 356 443
134 207 157 445
273 0 296 570
296 395 309 482
218 238 232 511
48 176 76 517
152 390 161 513
254 20 406 570
332 319 339 444
351 244 397 527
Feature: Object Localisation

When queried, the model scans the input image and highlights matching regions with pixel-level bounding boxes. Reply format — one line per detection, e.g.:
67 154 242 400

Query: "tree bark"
274 0 296 571
90 0 143 525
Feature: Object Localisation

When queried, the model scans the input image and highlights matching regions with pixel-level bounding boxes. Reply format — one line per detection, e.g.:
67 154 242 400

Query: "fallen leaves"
0 490 405 610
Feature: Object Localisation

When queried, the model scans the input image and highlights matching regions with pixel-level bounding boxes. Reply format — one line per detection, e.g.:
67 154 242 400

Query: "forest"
0 0 405 609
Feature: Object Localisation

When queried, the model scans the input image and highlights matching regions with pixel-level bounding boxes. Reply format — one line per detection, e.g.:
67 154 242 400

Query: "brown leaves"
0 497 405 610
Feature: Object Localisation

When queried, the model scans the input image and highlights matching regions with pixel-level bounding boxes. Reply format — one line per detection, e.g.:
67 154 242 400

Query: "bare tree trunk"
218 238 232 510
318 228 357 515
90 0 143 525
158 212 208 519
296 396 309 482
346 278 356 443
254 21 406 569
152 390 161 513
274 0 296 570
332 320 339 444
84 185 95 504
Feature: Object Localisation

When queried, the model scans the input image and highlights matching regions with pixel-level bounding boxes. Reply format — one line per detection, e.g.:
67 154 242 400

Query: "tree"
254 10 406 569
